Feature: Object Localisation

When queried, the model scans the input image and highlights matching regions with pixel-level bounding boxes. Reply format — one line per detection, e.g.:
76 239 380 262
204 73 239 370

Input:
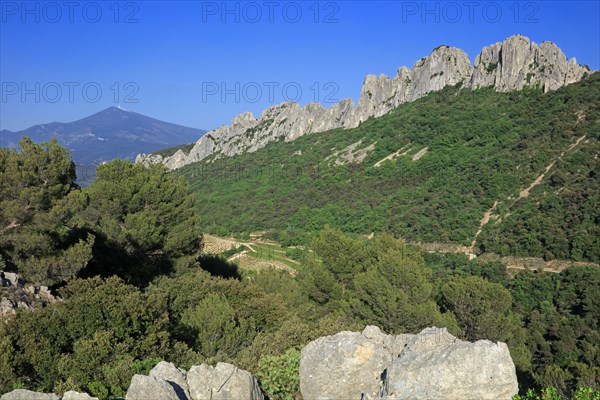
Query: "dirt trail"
519 160 558 199
520 135 586 199
416 241 599 273
411 147 429 161
469 135 587 251
470 200 499 250
373 145 411 167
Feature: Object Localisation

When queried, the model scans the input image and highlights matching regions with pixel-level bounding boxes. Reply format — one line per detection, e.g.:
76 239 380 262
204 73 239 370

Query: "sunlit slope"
178 73 600 263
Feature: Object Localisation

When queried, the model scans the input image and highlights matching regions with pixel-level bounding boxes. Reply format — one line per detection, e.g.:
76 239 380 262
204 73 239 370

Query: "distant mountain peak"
91 106 128 117
104 105 129 113
1 109 205 164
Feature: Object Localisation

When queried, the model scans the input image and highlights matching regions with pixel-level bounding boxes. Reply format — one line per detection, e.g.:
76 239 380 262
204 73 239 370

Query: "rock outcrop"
0 270 58 318
126 374 182 400
61 392 99 400
470 35 589 92
300 326 519 400
137 35 592 170
0 390 78 400
383 327 518 400
149 361 190 400
299 325 406 400
125 361 263 400
186 362 263 400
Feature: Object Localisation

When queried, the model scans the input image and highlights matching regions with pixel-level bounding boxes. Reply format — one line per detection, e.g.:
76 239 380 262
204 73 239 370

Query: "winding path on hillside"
468 134 587 254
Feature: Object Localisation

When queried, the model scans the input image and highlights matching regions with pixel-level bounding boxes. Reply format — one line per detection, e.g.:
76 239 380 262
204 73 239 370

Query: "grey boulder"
149 361 190 400
62 391 99 400
300 326 519 400
125 374 183 400
0 389 60 400
300 326 404 400
187 362 263 400
382 327 518 400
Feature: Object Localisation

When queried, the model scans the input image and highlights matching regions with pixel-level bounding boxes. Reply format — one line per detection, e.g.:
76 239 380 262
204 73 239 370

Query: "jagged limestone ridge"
135 34 592 170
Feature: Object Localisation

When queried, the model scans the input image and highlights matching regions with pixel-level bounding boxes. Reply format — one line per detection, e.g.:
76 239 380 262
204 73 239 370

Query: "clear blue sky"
1 0 598 132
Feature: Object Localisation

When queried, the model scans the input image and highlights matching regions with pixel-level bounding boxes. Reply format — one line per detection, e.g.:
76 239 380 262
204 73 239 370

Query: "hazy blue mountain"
0 107 205 165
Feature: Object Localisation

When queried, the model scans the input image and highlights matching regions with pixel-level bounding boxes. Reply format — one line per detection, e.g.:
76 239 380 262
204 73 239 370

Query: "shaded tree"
0 138 93 285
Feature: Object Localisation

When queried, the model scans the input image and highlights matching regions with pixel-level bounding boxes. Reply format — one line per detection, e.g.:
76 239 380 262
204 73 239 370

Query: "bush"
256 348 301 400
513 387 600 400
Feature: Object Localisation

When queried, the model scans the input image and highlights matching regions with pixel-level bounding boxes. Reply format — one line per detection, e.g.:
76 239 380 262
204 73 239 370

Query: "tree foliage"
256 348 301 400
0 138 92 285
0 277 170 398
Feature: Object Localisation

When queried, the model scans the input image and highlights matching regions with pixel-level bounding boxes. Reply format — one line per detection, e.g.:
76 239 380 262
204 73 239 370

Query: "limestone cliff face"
349 45 473 128
136 35 592 170
470 35 589 92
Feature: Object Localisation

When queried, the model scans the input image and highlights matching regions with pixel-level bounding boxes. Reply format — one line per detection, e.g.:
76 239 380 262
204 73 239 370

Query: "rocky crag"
137 35 592 170
301 326 518 400
2 326 519 400
0 271 58 319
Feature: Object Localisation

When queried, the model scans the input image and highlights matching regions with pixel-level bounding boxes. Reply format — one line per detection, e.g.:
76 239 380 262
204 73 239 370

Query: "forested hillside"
178 73 600 263
0 138 599 399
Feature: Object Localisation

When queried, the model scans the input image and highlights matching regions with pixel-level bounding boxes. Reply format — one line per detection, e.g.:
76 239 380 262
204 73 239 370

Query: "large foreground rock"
123 361 263 400
62 391 99 400
187 362 263 400
300 326 408 400
300 326 519 400
149 361 190 400
0 390 60 400
383 327 518 400
0 390 97 400
125 374 182 400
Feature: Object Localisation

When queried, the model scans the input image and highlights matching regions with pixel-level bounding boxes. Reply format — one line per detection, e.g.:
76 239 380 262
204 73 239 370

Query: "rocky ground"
0 271 58 319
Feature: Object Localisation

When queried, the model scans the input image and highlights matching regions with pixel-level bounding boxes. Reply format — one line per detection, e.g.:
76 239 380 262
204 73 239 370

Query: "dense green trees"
1 220 598 399
76 160 201 257
299 228 459 335
0 277 169 398
350 237 456 333
70 160 203 284
439 276 531 370
0 141 203 287
0 138 93 285
426 251 600 398
514 387 600 400
513 267 600 396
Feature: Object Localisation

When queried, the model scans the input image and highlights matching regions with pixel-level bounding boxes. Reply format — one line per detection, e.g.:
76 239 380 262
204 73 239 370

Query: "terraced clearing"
204 234 310 274
205 233 598 277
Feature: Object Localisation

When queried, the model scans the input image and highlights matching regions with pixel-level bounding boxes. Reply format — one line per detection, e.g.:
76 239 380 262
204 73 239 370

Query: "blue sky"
1 0 599 132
